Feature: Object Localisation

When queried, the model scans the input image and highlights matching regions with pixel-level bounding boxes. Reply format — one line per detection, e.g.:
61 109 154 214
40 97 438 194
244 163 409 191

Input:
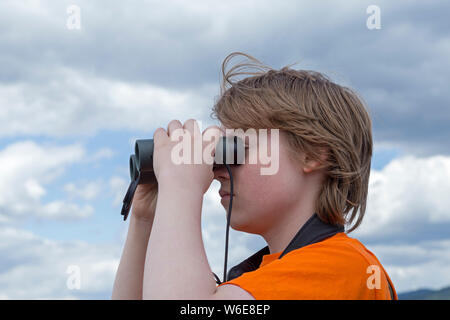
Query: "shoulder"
283 233 373 269
274 233 382 286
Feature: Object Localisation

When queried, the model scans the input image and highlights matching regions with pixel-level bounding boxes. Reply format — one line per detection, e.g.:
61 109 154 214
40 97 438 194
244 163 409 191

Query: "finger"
167 119 183 137
183 119 200 137
153 127 168 147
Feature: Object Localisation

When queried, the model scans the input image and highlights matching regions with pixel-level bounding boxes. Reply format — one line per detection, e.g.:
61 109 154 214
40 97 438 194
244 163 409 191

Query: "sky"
0 0 449 299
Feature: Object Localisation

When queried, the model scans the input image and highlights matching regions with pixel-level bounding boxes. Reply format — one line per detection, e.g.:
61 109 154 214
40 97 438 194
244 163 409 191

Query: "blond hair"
211 52 373 232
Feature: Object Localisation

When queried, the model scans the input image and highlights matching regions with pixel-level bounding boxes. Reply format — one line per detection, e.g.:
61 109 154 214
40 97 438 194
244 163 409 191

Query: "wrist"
130 214 154 229
159 180 204 198
156 169 206 196
123 214 153 246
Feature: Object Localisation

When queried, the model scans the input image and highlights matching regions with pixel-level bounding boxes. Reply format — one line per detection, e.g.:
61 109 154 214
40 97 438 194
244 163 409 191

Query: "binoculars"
121 135 245 220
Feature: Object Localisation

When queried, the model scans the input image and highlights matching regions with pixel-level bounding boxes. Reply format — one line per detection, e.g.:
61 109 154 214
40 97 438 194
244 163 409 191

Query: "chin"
227 214 244 231
229 217 260 235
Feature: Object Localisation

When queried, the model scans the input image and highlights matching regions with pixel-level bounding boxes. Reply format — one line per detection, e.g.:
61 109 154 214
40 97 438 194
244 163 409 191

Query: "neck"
262 201 316 255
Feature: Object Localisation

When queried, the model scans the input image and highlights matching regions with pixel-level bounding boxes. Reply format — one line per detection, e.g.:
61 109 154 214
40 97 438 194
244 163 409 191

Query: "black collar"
226 213 344 281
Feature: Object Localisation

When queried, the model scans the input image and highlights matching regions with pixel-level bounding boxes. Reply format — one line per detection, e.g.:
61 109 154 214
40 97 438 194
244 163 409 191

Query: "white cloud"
1 0 449 156
353 155 450 240
64 180 102 201
0 67 215 139
90 148 115 162
38 201 94 220
0 140 93 221
365 240 450 293
24 178 46 200
0 225 119 299
108 176 129 207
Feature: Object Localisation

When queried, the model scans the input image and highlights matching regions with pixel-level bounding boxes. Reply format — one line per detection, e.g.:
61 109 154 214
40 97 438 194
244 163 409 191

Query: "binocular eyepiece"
121 135 245 220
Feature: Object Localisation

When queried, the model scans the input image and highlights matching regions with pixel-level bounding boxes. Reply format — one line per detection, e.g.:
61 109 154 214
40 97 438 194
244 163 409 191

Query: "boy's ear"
302 148 328 173
303 159 321 173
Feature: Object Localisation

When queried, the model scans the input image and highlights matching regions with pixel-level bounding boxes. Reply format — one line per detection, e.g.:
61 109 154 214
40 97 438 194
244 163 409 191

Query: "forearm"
142 183 217 299
112 214 153 299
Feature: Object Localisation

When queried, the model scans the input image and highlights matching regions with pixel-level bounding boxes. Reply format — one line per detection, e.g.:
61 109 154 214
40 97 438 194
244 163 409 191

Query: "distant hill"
398 286 450 300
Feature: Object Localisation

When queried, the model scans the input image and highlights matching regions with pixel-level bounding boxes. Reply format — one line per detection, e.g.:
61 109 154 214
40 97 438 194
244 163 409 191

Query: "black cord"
212 164 234 285
223 164 233 283
213 272 222 285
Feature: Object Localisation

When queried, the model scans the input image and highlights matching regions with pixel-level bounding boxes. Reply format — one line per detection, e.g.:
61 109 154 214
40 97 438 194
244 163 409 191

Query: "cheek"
235 164 270 199
229 164 298 230
239 160 301 203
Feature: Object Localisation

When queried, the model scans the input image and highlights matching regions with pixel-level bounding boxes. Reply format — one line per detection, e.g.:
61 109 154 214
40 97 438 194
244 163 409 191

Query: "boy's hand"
131 183 158 223
153 119 223 194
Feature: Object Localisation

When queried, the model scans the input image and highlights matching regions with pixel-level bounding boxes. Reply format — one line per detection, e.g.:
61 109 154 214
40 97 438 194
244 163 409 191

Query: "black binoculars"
121 135 245 220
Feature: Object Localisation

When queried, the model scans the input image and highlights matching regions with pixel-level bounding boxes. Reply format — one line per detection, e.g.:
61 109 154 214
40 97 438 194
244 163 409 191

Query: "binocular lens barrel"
129 155 138 181
135 139 154 173
130 136 244 184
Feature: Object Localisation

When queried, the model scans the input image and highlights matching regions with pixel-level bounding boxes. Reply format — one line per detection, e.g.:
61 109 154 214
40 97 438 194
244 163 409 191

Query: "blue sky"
1 0 450 299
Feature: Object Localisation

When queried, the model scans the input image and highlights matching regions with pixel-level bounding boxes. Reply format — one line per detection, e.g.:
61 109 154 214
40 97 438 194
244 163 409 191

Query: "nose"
213 165 230 181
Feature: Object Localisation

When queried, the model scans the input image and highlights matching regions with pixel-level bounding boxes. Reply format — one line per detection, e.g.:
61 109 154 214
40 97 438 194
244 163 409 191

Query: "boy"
112 52 397 300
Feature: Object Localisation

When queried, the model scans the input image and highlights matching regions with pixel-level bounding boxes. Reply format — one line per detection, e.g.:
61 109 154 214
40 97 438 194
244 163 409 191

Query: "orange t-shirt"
218 232 397 300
